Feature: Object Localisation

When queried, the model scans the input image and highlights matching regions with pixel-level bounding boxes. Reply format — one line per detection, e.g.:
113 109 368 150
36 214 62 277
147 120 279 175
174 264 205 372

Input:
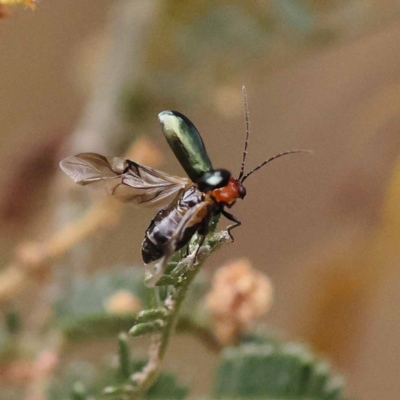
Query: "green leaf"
144 372 189 399
0 313 15 357
117 333 132 380
5 310 20 335
214 342 348 399
54 267 152 342
135 308 170 323
129 319 165 337
152 274 181 286
47 361 98 400
48 359 189 400
60 312 136 342
55 267 149 317
70 381 89 400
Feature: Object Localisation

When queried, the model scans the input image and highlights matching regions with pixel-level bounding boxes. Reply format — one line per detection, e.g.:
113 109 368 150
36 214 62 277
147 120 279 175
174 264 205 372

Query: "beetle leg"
192 234 206 264
221 209 241 242
184 244 190 258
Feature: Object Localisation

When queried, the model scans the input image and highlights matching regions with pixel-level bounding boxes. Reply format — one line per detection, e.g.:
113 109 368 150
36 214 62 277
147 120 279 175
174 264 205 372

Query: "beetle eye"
197 169 231 192
239 185 246 199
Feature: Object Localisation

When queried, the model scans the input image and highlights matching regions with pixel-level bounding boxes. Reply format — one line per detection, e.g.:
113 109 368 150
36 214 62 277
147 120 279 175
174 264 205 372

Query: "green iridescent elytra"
158 110 213 181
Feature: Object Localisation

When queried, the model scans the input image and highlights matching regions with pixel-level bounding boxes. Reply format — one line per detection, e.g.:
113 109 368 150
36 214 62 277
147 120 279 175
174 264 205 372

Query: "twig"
65 0 160 155
0 198 122 306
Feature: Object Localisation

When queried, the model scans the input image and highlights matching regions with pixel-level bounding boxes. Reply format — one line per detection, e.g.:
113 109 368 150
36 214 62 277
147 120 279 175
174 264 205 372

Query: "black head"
238 183 246 199
197 169 231 193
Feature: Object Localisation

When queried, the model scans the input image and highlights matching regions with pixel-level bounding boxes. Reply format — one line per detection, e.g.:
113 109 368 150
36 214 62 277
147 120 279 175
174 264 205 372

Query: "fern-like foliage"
48 334 188 400
214 341 347 400
54 265 209 343
48 361 188 400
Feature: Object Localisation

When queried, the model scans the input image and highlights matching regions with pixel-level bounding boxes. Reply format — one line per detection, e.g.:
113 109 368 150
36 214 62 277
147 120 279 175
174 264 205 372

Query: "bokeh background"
2 1 400 399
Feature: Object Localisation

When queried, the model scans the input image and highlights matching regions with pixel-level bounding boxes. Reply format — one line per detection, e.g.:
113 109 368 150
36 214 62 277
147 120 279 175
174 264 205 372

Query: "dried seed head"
206 259 273 344
104 290 142 315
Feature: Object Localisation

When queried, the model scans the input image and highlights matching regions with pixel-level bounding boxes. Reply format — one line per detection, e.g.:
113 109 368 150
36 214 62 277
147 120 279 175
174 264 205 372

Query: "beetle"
60 88 309 286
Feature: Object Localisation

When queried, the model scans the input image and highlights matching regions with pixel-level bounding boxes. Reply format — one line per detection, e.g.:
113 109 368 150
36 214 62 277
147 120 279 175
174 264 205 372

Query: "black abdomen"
141 187 204 264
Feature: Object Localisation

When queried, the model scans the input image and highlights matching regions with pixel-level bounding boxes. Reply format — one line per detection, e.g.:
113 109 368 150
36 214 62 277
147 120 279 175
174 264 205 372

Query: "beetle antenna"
238 85 250 181
240 149 312 182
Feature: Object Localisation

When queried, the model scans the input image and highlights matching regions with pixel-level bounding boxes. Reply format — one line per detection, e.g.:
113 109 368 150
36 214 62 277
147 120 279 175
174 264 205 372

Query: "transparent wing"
59 153 191 207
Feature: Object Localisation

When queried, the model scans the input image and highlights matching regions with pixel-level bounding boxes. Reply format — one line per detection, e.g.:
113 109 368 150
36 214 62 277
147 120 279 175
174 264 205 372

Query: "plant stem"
130 230 230 398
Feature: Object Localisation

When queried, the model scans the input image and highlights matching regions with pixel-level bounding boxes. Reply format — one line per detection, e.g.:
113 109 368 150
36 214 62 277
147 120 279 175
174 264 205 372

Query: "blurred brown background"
2 1 400 399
